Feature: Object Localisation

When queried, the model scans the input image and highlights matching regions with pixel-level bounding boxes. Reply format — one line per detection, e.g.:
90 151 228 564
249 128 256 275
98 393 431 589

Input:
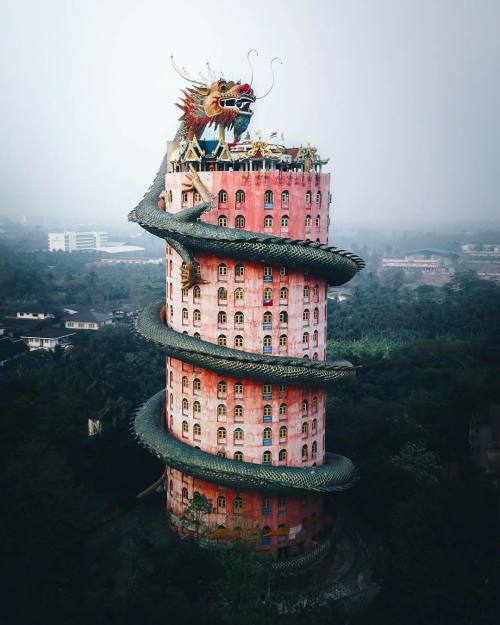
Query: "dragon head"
177 78 255 142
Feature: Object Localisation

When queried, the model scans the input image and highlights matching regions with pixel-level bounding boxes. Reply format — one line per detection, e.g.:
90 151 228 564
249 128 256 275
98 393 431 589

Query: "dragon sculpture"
129 59 364 496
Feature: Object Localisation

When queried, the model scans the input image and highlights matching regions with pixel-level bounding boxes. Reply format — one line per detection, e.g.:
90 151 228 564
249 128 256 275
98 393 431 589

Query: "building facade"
48 231 107 252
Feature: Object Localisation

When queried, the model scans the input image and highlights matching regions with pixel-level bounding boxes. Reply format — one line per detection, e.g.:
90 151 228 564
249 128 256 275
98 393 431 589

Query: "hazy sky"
1 0 499 226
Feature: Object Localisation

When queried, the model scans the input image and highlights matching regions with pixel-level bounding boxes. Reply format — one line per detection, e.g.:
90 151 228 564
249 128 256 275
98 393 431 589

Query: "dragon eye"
220 83 227 92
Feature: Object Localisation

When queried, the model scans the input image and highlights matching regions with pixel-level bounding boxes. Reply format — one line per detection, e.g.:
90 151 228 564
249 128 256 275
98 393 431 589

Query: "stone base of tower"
165 467 331 560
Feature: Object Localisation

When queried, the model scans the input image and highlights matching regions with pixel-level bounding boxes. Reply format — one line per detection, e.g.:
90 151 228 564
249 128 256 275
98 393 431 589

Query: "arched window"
263 310 272 326
182 487 189 500
234 382 243 397
234 335 243 348
262 451 272 464
313 285 320 300
263 427 272 442
302 444 308 461
182 375 188 390
263 265 273 280
263 335 272 352
305 190 312 204
313 352 318 360
193 285 201 300
193 378 201 393
313 329 318 346
303 285 310 299
193 309 201 325
312 396 318 412
194 332 201 339
264 215 273 228
263 287 273 303
234 428 244 443
313 307 319 323
182 308 188 324
315 215 321 228
194 261 201 278
217 404 226 418
194 191 201 203
169 392 173 408
234 451 243 462
217 427 227 442
233 496 243 511
312 441 318 458
281 190 289 204
217 495 226 509
279 310 288 324
218 286 227 302
169 371 174 386
263 404 272 417
235 215 245 229
218 215 228 227
218 263 227 278
218 310 227 325
235 189 245 204
234 287 244 302
279 403 287 417
235 264 245 280
279 287 288 300
280 215 289 229
182 420 188 436
169 479 173 494
305 214 312 228
279 449 287 462
217 381 227 395
218 189 228 204
312 418 317 434
303 332 309 346
315 191 321 204
182 398 189 413
264 190 273 205
234 405 244 420
261 525 272 544
167 190 173 203
279 334 287 347
218 334 227 346
303 309 310 323
217 449 226 458
279 425 287 441
280 266 288 278
302 422 308 437
234 311 244 326
193 423 201 438
302 399 308 415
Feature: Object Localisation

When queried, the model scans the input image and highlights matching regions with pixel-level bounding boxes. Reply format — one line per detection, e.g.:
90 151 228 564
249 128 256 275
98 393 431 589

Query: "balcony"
263 414 272 423
264 202 274 210
262 392 272 400
263 346 272 354
261 507 272 516
263 438 272 446
263 274 273 282
263 322 272 330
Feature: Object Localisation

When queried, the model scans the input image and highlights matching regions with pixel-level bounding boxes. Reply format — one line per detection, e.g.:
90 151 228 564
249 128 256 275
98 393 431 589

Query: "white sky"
1 0 499 225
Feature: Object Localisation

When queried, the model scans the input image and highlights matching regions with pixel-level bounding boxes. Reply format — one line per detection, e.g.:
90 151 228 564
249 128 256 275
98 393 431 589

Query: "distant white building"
20 328 76 351
48 231 108 252
63 310 113 330
16 308 54 320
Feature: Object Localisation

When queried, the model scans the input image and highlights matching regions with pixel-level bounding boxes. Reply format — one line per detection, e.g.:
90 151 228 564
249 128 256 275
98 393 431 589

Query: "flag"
270 131 277 138
263 299 273 306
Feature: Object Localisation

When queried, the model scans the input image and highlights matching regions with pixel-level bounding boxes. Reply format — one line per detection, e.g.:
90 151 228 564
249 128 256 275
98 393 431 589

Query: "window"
315 191 321 204
281 190 289 204
193 378 201 393
305 214 312 228
234 335 243 348
217 381 227 395
218 286 227 302
302 444 308 461
193 423 201 438
234 382 243 397
182 191 188 204
233 496 243 511
303 285 310 300
234 451 243 462
312 396 318 412
303 309 310 323
263 384 272 398
194 191 201 203
263 265 273 280
302 422 308 437
313 285 320 300
234 428 244 444
279 287 288 300
280 215 289 229
234 311 244 326
235 189 245 204
218 263 227 278
313 352 318 360
312 418 317 434
235 264 245 280
218 310 227 325
312 441 318 459
217 495 226 509
167 190 173 203
303 332 309 347
217 449 226 458
305 190 312 204
193 309 201 325
193 285 201 300
217 404 226 418
279 403 287 418
181 287 188 301
279 334 287 347
194 332 201 339
302 399 308 415
234 287 244 302
169 479 173 494
261 525 272 545
217 427 227 443
194 262 201 277
182 308 188 324
263 335 272 352
169 371 174 386
279 310 288 325
262 451 272 464
279 449 287 462
263 405 272 418
218 189 228 204
182 420 188 436
263 287 273 303
278 495 286 509
263 310 272 327
218 215 228 227
218 334 227 346
315 215 321 228
182 398 189 414
170 393 173 408
279 266 288 278
264 190 273 205
263 427 272 443
235 215 245 229
279 425 287 441
313 307 319 323
264 215 273 228
234 405 244 421
313 330 318 346
182 375 188 390
182 487 189 500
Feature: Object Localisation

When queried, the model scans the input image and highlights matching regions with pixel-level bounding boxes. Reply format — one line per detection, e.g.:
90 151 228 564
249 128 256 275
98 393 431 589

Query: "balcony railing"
263 322 272 330
263 438 272 446
264 202 274 209
261 507 272 516
263 414 272 423
263 346 272 354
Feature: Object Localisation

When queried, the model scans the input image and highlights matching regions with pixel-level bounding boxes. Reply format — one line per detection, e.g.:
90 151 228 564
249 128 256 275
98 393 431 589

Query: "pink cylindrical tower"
164 170 333 558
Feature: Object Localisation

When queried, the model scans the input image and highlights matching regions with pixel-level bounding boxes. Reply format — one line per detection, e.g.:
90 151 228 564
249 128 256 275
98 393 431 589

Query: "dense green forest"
0 243 499 624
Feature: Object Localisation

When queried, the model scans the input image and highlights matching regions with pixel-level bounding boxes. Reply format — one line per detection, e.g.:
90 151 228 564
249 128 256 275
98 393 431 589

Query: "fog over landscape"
1 0 499 227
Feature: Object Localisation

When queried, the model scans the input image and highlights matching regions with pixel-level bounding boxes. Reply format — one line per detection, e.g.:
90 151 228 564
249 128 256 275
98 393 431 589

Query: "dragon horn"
247 49 258 87
256 57 283 100
170 54 208 87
